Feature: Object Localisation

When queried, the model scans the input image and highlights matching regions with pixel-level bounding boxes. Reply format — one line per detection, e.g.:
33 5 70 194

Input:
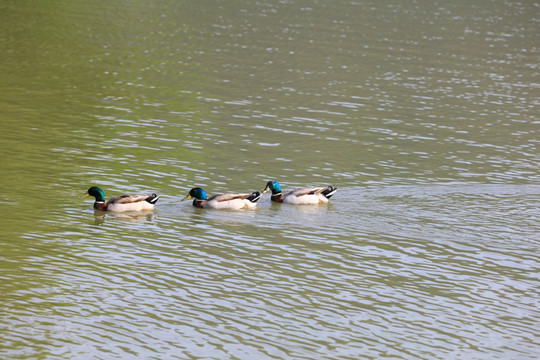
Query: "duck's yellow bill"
82 193 90 198
181 194 192 201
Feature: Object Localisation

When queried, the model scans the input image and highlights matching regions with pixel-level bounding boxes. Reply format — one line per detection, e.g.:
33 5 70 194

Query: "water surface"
1 1 539 359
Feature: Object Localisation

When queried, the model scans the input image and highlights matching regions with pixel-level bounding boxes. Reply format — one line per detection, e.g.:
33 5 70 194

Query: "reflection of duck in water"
83 186 160 212
262 181 337 205
181 187 261 209
92 211 157 224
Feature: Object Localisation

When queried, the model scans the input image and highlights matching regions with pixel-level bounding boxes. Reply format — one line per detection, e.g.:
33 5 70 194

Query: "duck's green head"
83 186 105 202
182 187 207 201
263 180 281 194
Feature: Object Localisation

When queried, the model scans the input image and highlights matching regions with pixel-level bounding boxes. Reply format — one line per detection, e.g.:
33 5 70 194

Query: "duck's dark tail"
145 193 160 204
247 191 261 203
322 186 337 199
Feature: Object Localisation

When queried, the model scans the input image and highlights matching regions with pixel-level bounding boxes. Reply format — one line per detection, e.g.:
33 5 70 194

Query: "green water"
1 1 539 359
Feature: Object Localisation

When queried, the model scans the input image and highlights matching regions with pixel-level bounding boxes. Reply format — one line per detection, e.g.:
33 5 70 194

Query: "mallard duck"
83 186 160 212
262 180 337 205
181 187 261 209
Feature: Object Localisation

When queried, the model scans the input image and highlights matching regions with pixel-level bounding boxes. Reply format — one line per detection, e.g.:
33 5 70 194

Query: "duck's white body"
201 193 260 209
182 188 261 210
104 195 159 212
282 188 334 204
84 187 160 212
263 181 337 205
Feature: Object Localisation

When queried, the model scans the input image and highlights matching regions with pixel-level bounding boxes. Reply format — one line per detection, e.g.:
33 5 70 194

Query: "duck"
262 180 337 205
181 187 261 209
83 186 160 212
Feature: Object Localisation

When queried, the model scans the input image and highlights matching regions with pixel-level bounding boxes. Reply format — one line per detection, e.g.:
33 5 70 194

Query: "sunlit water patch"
2 184 538 359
